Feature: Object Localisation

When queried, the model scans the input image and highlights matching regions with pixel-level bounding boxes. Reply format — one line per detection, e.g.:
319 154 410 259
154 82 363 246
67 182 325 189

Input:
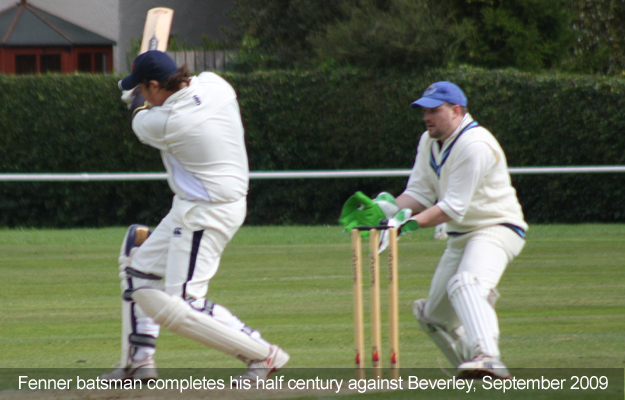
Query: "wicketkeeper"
102 51 289 382
339 81 527 379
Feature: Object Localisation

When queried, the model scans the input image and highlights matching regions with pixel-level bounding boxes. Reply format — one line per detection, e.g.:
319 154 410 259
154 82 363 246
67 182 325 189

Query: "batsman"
339 81 527 379
101 51 288 382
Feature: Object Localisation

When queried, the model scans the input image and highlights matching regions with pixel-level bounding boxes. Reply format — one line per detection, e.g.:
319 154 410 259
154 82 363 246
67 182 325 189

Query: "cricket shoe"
456 356 511 380
232 345 290 387
101 357 158 382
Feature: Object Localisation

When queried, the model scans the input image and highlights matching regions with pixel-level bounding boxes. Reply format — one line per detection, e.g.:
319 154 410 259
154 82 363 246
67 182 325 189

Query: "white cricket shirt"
403 114 528 234
132 72 249 203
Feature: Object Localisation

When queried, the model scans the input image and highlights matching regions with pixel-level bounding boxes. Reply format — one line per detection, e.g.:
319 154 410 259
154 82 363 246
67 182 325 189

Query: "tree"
227 0 576 72
565 0 625 75
227 0 350 69
310 0 470 70
450 0 574 71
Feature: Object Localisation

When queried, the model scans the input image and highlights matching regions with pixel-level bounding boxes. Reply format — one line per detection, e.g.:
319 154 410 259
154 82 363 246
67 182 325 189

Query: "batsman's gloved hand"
120 89 136 109
338 191 398 237
378 208 419 253
120 88 149 119
129 91 149 119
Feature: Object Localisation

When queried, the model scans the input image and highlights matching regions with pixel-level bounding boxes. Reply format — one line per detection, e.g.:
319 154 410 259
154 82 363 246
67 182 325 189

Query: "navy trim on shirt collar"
429 121 479 178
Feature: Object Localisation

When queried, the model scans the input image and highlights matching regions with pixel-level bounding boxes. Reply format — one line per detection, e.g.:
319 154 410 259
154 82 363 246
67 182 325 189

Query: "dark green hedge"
1 67 624 227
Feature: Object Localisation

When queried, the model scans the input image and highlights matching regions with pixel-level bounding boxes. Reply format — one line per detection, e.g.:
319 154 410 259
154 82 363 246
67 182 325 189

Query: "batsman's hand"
339 191 397 237
120 88 139 110
378 208 419 253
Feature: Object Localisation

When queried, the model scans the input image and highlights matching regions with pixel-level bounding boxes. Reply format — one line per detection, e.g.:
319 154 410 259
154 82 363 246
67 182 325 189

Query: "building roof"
0 1 115 46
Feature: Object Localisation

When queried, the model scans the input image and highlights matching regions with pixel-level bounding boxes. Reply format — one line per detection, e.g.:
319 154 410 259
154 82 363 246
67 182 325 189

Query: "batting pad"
118 224 159 368
131 288 270 362
119 278 133 368
447 272 501 358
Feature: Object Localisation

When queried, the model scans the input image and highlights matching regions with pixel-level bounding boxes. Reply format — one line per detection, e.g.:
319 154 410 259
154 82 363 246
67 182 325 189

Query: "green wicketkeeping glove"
339 191 398 237
372 192 399 219
378 208 420 253
393 208 420 235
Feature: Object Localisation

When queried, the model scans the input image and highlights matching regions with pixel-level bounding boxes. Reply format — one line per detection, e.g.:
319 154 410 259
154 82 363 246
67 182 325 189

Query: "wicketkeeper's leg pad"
447 272 501 359
413 299 471 367
132 288 271 363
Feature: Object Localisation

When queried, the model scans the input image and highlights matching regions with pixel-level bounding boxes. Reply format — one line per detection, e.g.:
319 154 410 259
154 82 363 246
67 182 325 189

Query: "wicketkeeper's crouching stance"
339 82 527 380
102 51 288 383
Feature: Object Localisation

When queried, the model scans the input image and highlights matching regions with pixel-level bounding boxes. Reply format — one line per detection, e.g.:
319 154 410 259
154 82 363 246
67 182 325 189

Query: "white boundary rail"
0 166 624 182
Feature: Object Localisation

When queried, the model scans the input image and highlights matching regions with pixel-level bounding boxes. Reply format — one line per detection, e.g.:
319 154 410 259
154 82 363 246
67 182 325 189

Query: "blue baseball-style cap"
119 51 178 90
410 81 467 109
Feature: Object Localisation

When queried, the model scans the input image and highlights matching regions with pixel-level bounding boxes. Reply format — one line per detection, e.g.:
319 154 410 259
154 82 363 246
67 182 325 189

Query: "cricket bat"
139 7 174 54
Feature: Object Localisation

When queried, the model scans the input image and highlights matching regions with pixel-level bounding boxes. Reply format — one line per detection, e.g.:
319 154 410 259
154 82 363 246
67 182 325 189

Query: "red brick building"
0 0 115 74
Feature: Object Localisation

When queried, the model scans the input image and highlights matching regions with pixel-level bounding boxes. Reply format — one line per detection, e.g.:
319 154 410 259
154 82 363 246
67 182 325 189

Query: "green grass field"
0 224 623 399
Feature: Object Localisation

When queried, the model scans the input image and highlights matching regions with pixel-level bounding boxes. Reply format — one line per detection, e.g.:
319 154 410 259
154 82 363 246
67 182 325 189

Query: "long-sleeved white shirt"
403 114 527 234
132 72 249 203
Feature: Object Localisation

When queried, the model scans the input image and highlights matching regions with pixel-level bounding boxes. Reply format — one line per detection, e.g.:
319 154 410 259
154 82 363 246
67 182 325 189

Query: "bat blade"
139 7 174 54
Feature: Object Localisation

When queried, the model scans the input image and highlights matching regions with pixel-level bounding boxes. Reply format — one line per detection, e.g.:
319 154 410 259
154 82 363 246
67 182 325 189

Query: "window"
15 54 61 74
15 55 36 74
78 53 91 72
41 54 61 73
78 52 108 73
95 53 107 73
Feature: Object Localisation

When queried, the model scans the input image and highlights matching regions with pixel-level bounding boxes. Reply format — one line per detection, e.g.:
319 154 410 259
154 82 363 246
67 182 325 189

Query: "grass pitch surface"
0 224 623 399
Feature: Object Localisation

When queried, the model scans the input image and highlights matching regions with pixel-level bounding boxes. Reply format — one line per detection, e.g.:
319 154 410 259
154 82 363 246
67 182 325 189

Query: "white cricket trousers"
422 225 525 358
122 195 272 362
131 195 247 299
